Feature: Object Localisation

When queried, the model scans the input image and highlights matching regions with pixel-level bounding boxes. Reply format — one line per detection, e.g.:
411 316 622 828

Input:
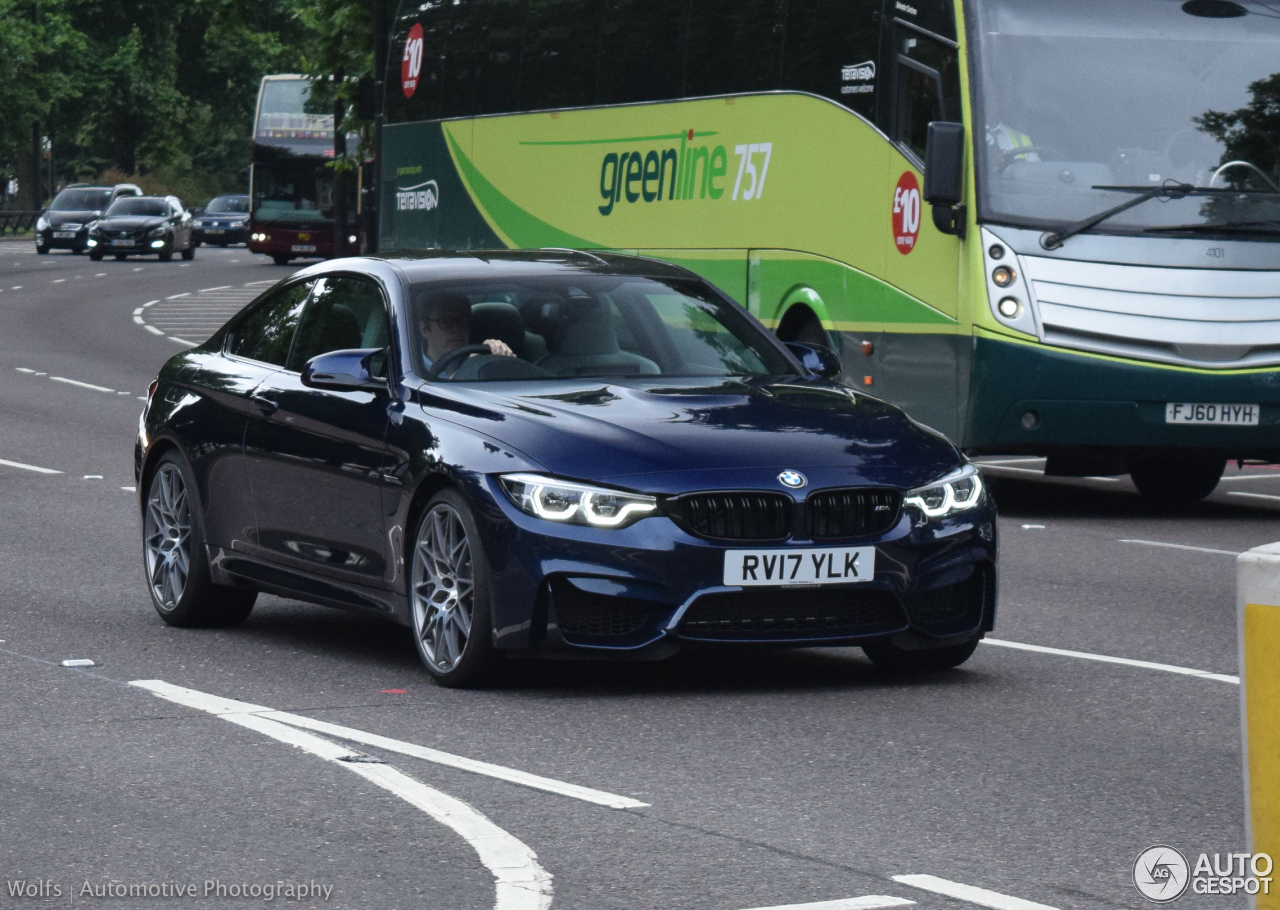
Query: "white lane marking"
52 278 65 283
169 337 197 347
11 285 22 290
893 876 1057 910
50 376 114 393
0 458 62 474
178 263 192 268
1020 524 1045 530
1228 491 1280 503
1219 473 1280 482
167 292 190 299
94 272 106 277
143 300 157 306
200 285 232 292
983 638 1239 685
145 325 164 335
132 315 144 324
743 898 915 910
130 681 554 910
121 486 136 492
246 279 277 286
132 267 144 271
1120 538 1239 556
14 367 35 373
132 307 144 316
83 474 103 480
128 680 648 810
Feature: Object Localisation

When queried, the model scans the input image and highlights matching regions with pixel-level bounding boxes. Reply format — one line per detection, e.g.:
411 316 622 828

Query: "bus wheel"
777 308 830 349
271 254 291 266
1127 454 1225 503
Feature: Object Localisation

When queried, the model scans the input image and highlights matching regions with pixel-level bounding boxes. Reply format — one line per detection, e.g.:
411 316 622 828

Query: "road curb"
1237 543 1280 910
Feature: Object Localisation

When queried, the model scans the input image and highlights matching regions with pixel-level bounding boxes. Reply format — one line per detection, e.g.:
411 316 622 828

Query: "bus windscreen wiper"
1039 182 1221 249
1144 220 1280 236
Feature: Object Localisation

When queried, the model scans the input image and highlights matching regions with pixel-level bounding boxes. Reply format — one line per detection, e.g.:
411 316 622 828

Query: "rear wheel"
181 243 195 261
271 254 291 266
409 489 499 688
862 636 980 673
1128 454 1226 503
143 451 256 627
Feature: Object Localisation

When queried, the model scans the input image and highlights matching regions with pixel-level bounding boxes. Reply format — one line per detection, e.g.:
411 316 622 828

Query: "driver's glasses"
430 315 467 332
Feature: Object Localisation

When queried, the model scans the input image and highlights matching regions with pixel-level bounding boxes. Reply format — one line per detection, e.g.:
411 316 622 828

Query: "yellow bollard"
1238 543 1280 910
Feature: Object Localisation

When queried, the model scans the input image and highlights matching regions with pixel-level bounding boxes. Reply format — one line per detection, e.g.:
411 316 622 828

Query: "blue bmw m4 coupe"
136 251 997 686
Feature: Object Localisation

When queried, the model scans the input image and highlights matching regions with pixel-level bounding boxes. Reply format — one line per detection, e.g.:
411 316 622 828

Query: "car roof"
369 249 701 284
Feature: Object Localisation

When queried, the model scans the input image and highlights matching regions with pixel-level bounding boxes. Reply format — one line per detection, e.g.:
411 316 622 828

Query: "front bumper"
38 227 88 250
473 475 998 654
195 223 248 244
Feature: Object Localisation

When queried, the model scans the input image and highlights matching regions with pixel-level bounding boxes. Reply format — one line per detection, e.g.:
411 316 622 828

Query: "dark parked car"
35 183 141 254
136 251 997 686
88 195 195 261
193 194 250 246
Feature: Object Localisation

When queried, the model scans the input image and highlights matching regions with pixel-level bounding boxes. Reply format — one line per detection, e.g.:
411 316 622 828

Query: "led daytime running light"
499 473 657 528
904 465 984 518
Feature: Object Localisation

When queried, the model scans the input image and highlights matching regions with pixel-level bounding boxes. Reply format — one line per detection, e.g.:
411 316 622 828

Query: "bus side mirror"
924 121 967 239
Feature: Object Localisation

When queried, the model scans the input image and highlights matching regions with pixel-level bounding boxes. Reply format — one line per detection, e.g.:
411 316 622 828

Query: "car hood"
198 213 247 222
47 210 99 224
416 376 961 491
97 216 166 231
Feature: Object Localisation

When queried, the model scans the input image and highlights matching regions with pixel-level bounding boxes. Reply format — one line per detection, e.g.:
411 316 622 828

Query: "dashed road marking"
893 876 1058 910
200 285 232 292
1228 491 1280 503
50 376 114 393
1120 538 1239 556
167 292 190 299
0 458 62 475
131 680 555 910
145 325 164 335
983 638 1239 685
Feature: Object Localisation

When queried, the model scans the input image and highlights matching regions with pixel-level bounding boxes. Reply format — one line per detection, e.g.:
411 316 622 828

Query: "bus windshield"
972 0 1280 235
252 159 333 224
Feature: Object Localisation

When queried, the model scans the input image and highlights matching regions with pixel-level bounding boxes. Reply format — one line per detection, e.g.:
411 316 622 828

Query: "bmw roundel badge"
778 470 807 489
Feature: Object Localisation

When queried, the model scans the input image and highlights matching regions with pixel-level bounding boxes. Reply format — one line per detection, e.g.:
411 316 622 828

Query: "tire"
409 489 500 688
114 253 127 261
271 254 291 266
158 249 173 262
862 636 980 673
89 251 103 262
36 244 49 255
143 451 256 627
181 243 195 261
1128 454 1225 503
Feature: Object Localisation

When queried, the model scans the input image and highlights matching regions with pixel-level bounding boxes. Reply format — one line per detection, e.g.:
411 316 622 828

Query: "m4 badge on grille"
778 470 806 489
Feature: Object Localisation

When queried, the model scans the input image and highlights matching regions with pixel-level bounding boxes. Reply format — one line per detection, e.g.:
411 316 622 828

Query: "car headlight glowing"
36 216 49 231
499 473 657 528
904 464 984 519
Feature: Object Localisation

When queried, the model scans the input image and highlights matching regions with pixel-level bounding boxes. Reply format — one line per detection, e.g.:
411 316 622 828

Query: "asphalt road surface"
0 240 1271 910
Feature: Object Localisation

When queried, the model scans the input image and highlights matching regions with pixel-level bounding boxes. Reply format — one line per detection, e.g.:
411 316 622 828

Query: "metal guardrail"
0 211 39 235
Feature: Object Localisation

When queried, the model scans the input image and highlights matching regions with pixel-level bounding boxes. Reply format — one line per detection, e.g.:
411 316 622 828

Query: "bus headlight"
499 473 657 528
998 297 1021 318
905 464 984 519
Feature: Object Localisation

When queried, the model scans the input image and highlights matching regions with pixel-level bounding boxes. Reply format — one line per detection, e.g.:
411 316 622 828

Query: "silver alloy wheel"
144 463 192 611
412 504 475 673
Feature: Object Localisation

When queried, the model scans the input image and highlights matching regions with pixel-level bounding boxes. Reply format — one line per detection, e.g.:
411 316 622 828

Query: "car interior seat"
536 297 660 376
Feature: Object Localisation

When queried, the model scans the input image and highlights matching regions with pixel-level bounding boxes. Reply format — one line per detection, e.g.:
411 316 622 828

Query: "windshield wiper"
1144 220 1280 236
1038 182 1227 249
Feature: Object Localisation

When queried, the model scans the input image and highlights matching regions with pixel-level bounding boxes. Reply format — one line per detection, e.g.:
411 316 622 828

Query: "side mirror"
302 348 388 392
785 342 842 380
923 121 967 238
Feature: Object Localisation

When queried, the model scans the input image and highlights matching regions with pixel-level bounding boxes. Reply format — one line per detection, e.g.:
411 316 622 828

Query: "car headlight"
149 226 167 238
904 464 984 519
36 216 49 231
499 473 657 528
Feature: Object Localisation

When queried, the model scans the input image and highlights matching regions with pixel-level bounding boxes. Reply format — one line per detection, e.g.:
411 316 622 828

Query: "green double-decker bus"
379 0 1280 502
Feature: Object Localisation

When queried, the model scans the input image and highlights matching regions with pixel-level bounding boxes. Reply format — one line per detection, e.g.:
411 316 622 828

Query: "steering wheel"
425 344 491 379
998 146 1054 175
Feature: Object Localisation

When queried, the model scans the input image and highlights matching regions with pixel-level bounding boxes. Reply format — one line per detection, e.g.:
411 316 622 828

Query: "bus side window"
891 29 961 163
520 0 598 111
779 0 881 121
474 0 525 116
596 0 688 105
686 0 787 97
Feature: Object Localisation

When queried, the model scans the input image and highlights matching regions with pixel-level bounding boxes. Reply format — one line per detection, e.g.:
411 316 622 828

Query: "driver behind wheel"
419 293 516 374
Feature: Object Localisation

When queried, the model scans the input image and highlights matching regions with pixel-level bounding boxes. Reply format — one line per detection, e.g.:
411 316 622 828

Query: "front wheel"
181 243 195 261
409 489 499 688
158 249 173 262
114 253 127 261
1128 454 1225 503
89 250 103 262
143 451 256 627
862 636 980 673
36 244 49 255
271 254 291 266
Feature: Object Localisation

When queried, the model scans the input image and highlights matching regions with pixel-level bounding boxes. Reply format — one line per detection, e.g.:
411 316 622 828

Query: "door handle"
250 392 279 413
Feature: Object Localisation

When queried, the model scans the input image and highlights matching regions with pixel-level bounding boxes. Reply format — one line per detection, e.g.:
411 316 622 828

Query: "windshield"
252 160 334 224
972 0 1280 235
206 196 249 214
50 189 112 211
409 275 795 382
106 198 169 217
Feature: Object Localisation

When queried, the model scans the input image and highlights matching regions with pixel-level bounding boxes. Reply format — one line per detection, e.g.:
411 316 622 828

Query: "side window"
286 276 391 375
686 0 787 98
227 281 311 366
596 0 688 105
780 0 881 120
892 28 961 162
